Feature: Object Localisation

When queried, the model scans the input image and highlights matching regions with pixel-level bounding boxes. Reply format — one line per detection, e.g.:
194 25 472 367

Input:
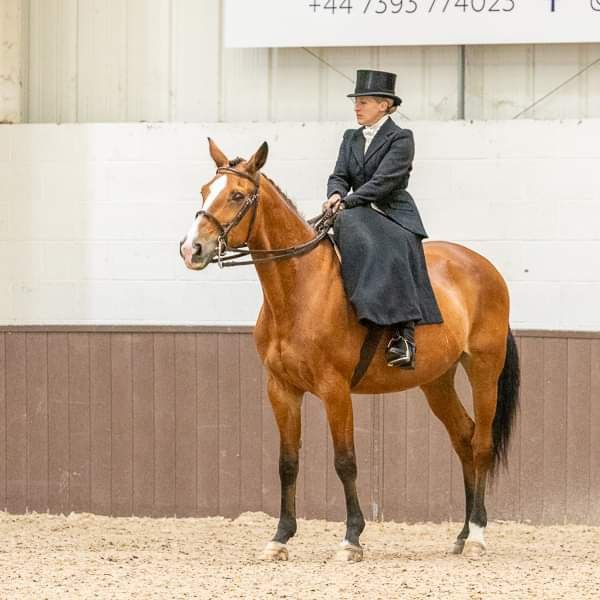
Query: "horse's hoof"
462 540 486 559
451 538 466 555
260 541 289 561
335 541 363 562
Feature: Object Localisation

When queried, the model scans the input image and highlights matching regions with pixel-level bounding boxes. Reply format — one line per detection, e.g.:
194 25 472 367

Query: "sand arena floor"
1 511 600 599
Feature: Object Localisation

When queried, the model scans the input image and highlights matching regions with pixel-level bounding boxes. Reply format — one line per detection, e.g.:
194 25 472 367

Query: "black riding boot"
385 320 416 369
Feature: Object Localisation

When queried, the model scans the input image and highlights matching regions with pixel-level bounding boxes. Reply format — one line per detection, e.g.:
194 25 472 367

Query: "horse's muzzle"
180 237 206 270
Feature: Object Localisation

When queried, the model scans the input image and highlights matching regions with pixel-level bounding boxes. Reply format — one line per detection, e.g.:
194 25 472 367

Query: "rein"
200 167 338 268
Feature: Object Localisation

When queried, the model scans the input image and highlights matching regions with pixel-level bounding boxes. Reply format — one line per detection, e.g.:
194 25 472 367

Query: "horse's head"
180 138 269 270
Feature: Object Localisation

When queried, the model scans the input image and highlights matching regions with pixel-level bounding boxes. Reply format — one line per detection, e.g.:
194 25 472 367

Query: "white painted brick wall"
1 120 599 329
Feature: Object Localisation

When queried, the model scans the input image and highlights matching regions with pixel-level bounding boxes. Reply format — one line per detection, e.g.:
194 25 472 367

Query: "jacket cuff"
342 194 363 208
327 188 346 200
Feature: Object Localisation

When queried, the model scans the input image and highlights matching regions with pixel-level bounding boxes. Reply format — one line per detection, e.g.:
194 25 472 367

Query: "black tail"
491 329 520 477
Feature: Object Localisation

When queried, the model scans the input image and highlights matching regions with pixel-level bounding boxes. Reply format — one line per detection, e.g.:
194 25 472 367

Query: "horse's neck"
248 177 326 321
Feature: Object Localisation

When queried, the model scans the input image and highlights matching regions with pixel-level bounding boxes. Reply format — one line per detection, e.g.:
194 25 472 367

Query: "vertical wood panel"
508 335 523 521
302 393 327 519
452 366 472 521
154 333 175 516
239 335 263 513
371 394 384 522
196 333 219 516
380 46 459 120
428 405 452 522
171 0 220 122
27 0 78 122
321 47 378 121
126 0 171 121
132 333 154 516
68 333 90 513
352 394 374 522
6 333 26 512
466 45 535 120
271 48 321 121
519 337 544 523
542 338 568 524
77 0 128 122
0 334 5 510
2 329 600 524
532 45 594 119
175 334 197 516
111 334 133 516
381 392 407 522
22 2 600 124
405 387 429 523
48 333 69 513
295 389 306 519
90 333 111 515
566 339 591 524
25 333 48 512
222 48 270 122
217 333 241 517
590 340 600 525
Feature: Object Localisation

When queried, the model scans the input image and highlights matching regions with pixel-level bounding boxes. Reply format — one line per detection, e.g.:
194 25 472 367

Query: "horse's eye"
232 192 244 202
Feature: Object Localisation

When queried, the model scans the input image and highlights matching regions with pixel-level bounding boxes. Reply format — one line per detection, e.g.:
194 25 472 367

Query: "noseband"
194 166 336 268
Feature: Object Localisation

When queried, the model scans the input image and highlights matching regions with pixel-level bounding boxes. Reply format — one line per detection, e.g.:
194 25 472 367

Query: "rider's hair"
373 96 397 115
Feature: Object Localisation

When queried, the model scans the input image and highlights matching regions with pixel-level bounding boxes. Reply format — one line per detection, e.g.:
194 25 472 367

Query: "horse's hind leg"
459 348 505 559
420 366 476 555
261 374 303 561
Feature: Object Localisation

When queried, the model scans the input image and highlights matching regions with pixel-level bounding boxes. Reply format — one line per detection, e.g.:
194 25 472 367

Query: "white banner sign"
225 0 600 48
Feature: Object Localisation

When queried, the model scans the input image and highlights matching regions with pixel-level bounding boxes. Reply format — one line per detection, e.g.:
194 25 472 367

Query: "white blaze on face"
203 174 227 211
181 175 227 266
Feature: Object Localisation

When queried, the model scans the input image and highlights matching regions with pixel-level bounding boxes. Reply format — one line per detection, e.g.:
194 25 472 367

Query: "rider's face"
352 96 391 126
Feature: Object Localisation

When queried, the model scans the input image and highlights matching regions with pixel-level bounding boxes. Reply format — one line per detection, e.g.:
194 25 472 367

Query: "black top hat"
347 69 402 107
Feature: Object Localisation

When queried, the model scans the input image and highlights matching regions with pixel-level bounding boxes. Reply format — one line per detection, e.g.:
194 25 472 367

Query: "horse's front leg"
261 374 303 561
321 381 365 562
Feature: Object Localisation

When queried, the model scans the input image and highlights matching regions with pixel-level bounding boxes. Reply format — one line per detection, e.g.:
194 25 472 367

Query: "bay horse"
179 139 520 562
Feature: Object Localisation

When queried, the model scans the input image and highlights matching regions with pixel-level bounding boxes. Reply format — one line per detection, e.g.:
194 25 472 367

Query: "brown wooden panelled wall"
1 328 599 524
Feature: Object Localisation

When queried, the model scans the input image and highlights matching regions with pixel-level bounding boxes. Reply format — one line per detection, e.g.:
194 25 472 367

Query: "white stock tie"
362 127 376 153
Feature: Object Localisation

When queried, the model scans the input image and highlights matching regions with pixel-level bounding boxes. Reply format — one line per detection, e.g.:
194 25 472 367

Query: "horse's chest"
262 338 314 387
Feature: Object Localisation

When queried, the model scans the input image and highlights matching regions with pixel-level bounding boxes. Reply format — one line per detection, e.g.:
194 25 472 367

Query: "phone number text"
308 0 517 14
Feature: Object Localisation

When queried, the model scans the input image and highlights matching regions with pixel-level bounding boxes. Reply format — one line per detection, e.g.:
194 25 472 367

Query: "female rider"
324 69 442 368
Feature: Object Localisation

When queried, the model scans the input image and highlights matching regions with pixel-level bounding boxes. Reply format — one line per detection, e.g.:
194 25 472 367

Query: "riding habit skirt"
332 205 443 327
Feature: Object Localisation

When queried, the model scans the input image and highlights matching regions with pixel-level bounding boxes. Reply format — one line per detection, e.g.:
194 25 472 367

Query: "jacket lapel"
364 117 396 164
351 127 366 168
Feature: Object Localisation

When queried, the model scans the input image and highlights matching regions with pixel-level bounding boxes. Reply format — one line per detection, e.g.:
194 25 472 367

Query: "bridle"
194 166 261 266
195 166 336 268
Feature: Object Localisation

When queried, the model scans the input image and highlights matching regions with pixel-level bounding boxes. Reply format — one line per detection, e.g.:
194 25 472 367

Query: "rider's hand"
322 193 342 213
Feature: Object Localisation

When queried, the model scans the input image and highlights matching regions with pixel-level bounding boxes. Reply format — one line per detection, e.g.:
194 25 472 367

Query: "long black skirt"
332 205 443 327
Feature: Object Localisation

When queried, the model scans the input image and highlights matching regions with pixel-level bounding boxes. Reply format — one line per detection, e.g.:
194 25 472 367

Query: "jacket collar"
351 116 397 166
364 116 396 163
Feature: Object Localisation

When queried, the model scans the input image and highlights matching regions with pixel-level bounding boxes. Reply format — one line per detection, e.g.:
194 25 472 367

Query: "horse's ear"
207 137 228 168
246 141 269 175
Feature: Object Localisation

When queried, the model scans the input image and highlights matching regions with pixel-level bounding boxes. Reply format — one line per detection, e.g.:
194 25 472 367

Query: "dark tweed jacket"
327 116 427 238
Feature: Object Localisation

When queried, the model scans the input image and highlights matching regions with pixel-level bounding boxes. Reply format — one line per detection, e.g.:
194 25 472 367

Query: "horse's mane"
227 157 303 217
261 173 303 217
